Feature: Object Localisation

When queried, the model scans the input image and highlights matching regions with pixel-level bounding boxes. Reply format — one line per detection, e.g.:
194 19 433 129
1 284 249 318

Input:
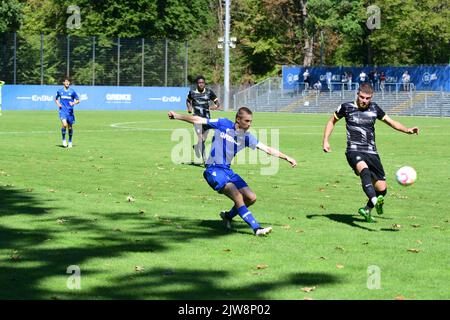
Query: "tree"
0 0 23 32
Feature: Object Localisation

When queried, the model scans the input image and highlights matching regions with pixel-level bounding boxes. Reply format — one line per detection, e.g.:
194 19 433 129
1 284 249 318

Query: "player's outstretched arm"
168 111 207 125
382 115 419 135
256 142 297 167
323 115 339 152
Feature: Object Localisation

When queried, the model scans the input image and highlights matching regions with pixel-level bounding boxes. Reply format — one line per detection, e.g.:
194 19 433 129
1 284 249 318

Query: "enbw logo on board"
32 95 53 102
162 96 181 103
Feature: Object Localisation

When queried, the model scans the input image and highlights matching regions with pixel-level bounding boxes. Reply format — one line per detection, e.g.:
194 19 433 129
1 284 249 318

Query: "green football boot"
375 195 384 215
358 207 376 223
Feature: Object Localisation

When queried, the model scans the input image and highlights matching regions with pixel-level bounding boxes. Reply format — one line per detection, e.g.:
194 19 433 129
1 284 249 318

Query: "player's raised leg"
373 180 387 215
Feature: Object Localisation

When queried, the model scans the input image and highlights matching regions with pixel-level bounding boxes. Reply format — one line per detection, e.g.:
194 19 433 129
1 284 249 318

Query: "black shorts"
345 151 386 181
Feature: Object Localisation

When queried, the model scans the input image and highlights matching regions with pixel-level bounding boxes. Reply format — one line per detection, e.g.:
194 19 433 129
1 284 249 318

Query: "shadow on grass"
180 161 205 168
3 186 326 299
306 213 377 232
83 268 341 299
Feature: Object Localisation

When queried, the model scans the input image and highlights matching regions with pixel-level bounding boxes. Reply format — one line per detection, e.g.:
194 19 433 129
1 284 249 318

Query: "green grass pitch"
0 110 449 299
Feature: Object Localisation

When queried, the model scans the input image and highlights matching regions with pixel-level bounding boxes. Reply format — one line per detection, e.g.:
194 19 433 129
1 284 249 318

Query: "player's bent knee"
246 194 257 205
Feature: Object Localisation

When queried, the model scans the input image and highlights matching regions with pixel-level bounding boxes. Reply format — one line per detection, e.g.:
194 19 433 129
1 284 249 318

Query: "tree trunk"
303 34 314 66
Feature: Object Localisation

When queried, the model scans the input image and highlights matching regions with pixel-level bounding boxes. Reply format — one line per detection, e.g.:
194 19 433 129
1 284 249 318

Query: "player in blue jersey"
168 107 297 236
54 77 80 148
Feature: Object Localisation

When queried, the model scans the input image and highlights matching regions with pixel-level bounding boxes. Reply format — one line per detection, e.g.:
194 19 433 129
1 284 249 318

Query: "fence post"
13 32 17 84
117 37 120 86
67 35 70 77
92 36 95 85
164 39 168 87
141 38 145 86
185 41 188 87
40 33 44 85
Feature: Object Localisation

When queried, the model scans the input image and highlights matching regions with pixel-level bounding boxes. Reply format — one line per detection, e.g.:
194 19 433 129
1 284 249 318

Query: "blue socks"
227 207 239 219
236 205 260 231
61 128 66 141
68 128 73 143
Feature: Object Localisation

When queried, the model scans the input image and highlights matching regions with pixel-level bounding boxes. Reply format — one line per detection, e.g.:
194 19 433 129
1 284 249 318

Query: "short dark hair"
195 75 205 83
358 83 373 95
63 76 71 82
236 107 253 119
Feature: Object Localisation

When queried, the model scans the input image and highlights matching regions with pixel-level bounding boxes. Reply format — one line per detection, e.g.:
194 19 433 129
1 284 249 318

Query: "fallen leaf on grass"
407 248 420 253
256 264 268 270
282 225 291 230
134 266 144 272
48 189 56 193
223 249 231 252
10 251 21 261
139 209 145 214
411 224 421 228
56 219 67 224
336 264 345 269
295 229 304 233
395 295 405 300
319 256 328 260
301 286 316 293
303 297 314 300
416 240 422 244
392 224 402 230
288 216 296 220
335 246 345 252
127 196 135 202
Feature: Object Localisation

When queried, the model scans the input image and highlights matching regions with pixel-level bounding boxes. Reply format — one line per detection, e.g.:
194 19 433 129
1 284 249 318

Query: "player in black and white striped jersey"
323 83 419 222
186 75 221 162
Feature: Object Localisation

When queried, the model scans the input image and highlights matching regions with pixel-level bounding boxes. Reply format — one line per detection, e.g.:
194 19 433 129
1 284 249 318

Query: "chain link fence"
0 33 188 87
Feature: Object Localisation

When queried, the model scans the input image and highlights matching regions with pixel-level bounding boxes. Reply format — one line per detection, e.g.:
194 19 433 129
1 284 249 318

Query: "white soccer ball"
396 166 417 186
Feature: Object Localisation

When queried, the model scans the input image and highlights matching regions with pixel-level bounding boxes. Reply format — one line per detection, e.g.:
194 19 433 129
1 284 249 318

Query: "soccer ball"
396 166 417 186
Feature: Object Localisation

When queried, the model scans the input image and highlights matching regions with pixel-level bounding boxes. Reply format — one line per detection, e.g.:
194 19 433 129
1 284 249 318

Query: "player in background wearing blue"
168 107 297 236
54 78 80 148
323 83 419 222
0 80 5 116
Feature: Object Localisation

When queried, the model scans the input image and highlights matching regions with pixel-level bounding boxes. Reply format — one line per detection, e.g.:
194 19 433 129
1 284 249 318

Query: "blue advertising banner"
282 65 450 91
2 85 189 110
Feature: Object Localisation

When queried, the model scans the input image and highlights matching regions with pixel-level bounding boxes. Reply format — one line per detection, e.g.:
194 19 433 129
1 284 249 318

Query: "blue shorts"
203 166 248 192
59 112 75 125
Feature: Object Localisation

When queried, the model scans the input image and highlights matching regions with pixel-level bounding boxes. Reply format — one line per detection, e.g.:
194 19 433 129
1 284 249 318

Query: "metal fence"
234 77 450 117
0 33 188 87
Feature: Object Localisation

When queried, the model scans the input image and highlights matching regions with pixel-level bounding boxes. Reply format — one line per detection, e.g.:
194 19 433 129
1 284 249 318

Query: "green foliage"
0 0 23 32
2 0 449 84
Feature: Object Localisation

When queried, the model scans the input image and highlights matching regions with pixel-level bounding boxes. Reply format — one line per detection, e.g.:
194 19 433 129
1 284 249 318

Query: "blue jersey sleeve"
55 90 61 100
206 118 233 130
72 90 79 101
245 133 259 150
